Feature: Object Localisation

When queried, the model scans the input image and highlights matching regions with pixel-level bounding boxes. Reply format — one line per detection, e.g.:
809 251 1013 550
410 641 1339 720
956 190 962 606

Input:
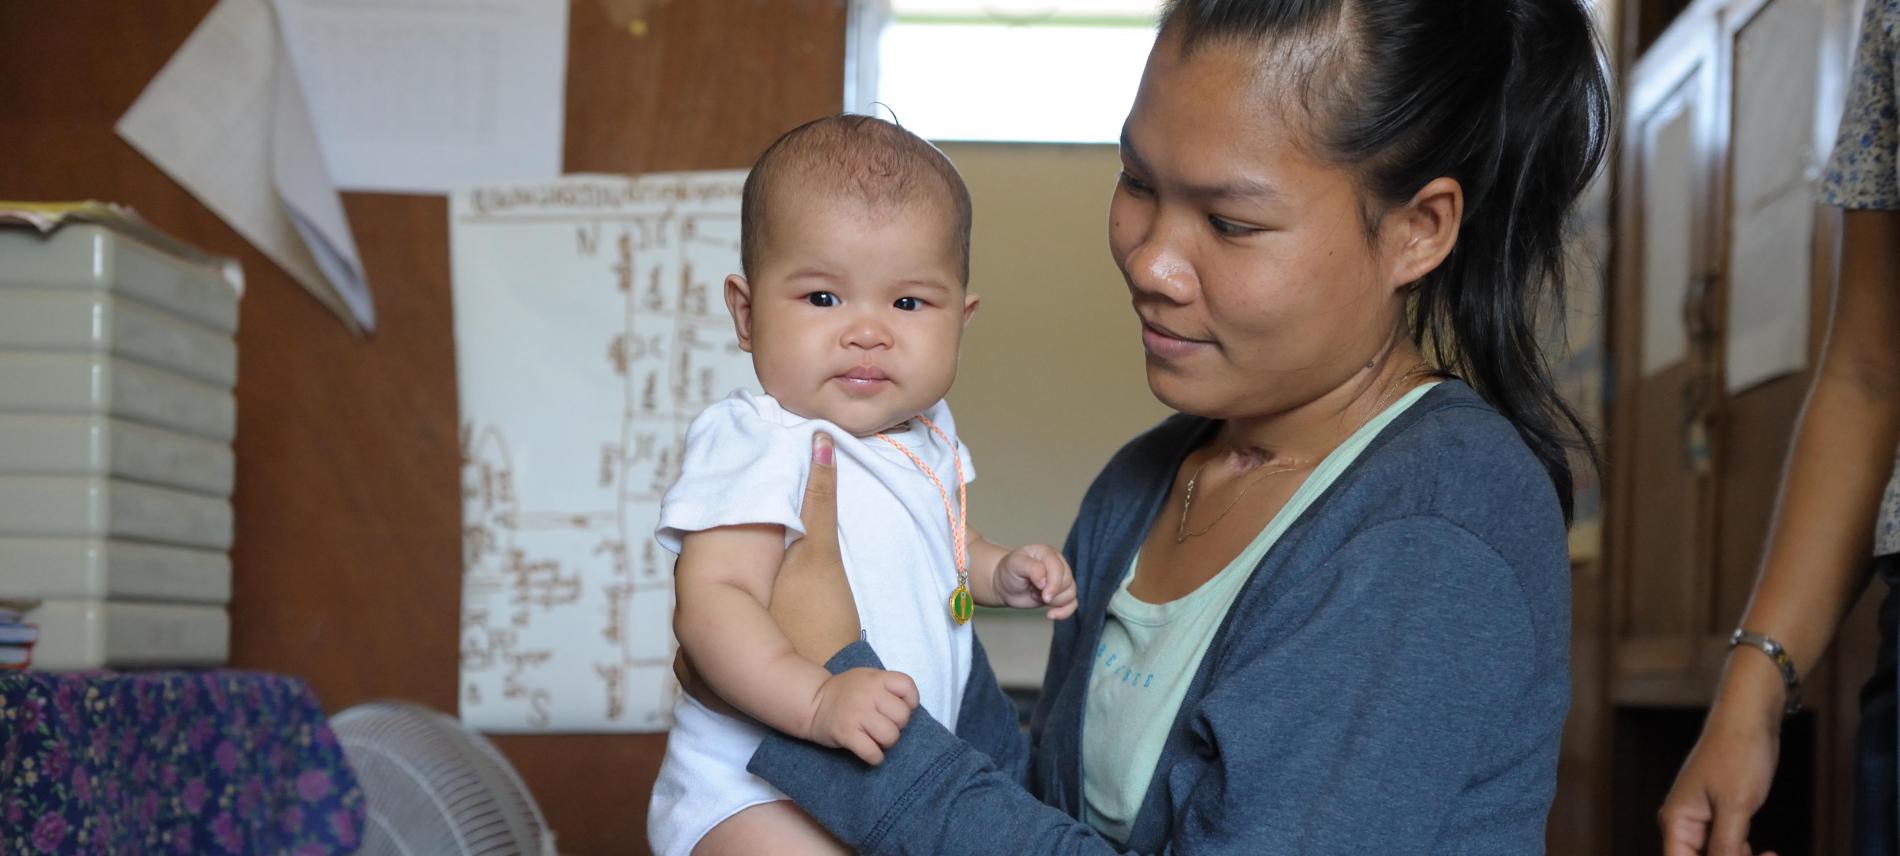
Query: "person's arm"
749 516 1550 855
675 522 919 765
1662 209 1900 856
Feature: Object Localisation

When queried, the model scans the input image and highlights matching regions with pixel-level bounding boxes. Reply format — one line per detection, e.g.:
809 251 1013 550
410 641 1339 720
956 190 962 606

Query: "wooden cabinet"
1611 4 1726 706
1588 0 1874 851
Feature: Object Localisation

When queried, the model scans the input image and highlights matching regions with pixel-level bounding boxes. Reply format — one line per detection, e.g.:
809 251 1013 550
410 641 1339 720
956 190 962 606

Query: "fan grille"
332 701 556 856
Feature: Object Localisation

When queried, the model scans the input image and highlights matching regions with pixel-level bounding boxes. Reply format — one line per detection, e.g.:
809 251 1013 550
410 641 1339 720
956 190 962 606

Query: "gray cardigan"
751 382 1571 854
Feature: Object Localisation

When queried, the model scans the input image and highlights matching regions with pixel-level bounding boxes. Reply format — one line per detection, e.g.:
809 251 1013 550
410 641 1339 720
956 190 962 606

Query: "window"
847 1 1163 144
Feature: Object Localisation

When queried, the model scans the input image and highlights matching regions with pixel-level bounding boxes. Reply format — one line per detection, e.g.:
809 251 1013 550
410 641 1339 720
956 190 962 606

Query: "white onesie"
646 390 976 856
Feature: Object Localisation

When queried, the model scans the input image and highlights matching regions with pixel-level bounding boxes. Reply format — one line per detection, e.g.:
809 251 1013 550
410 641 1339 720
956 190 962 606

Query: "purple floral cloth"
0 671 364 855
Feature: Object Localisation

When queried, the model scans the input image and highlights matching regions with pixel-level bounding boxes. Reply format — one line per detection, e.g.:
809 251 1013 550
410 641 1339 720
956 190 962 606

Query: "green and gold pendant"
949 578 974 625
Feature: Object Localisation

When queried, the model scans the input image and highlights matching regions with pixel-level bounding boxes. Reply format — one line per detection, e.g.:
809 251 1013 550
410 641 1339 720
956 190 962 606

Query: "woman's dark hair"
1161 0 1611 522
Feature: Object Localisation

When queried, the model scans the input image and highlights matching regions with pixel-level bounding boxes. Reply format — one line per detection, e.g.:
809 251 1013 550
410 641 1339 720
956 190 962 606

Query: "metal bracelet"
1729 628 1802 720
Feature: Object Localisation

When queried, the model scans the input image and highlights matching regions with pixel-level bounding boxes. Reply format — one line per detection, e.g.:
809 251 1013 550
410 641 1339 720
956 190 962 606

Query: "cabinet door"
1610 9 1725 701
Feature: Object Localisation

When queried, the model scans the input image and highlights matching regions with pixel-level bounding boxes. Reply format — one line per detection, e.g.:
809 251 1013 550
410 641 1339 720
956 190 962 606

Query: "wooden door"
1609 0 1726 704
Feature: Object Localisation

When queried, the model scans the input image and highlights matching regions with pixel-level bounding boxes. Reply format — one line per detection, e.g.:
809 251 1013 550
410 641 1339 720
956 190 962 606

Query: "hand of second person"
1659 711 1781 856
994 544 1079 619
806 667 920 766
772 433 863 662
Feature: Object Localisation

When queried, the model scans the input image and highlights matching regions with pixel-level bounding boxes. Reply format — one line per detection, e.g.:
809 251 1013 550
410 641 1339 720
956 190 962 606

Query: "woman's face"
1110 31 1411 421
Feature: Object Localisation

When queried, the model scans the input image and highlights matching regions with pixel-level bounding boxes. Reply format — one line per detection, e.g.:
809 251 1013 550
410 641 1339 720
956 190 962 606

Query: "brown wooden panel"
1712 374 1805 625
1625 361 1710 638
1609 13 1723 649
0 3 845 854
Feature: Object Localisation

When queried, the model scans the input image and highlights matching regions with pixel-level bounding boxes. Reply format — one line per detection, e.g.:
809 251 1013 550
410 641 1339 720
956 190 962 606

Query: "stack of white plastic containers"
0 219 238 670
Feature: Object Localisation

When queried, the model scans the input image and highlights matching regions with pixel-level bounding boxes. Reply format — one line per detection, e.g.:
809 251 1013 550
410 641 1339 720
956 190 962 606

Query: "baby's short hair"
741 114 973 284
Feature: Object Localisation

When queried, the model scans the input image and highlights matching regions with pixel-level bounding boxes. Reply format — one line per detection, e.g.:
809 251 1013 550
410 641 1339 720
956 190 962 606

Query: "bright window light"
860 2 1163 144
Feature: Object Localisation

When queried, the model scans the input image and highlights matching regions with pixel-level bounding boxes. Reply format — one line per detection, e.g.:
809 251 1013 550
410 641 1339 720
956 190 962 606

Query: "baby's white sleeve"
655 398 809 554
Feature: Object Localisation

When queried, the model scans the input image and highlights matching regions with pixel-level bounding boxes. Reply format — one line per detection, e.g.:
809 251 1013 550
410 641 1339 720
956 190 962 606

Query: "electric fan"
331 701 558 856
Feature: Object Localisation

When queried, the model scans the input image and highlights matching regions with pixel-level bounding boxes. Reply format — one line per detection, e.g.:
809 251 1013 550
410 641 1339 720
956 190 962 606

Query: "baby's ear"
961 291 980 329
724 274 756 352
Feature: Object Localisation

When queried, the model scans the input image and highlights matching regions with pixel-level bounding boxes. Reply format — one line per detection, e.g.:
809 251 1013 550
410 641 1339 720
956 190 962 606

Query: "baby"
646 114 1078 856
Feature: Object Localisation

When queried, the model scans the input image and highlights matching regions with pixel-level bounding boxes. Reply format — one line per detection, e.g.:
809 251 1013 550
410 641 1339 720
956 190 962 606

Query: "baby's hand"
807 668 919 765
995 544 1078 620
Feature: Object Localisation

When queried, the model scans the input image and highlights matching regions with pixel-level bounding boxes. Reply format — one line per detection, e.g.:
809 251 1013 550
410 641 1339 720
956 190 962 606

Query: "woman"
1661 1 1900 854
718 0 1609 850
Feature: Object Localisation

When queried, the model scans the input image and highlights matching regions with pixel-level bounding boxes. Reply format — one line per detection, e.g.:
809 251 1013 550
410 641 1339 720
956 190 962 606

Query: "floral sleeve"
1823 0 1900 209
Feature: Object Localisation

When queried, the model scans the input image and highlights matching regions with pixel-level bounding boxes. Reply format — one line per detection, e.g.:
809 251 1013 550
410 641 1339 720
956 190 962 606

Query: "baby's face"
727 195 976 436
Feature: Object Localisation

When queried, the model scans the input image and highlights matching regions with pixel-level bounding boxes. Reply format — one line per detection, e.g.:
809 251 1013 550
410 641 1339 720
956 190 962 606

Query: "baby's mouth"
835 365 892 392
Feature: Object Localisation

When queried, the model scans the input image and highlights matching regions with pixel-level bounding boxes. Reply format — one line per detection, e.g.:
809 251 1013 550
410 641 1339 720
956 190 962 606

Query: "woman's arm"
1662 209 1900 855
749 516 1550 855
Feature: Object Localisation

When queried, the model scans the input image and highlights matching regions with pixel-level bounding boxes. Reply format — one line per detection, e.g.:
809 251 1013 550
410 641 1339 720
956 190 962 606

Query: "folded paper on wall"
117 0 373 333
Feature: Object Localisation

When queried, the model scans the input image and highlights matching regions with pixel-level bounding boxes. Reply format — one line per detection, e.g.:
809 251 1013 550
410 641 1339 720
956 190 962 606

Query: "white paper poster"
452 172 756 732
273 0 568 195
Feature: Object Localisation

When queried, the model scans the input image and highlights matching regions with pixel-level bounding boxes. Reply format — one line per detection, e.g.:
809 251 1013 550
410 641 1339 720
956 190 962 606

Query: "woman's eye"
1208 215 1260 237
805 292 838 307
1118 171 1153 196
894 297 922 311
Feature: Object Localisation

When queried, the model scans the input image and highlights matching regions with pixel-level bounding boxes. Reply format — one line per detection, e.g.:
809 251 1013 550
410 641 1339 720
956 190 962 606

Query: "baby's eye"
894 297 923 311
805 292 838 307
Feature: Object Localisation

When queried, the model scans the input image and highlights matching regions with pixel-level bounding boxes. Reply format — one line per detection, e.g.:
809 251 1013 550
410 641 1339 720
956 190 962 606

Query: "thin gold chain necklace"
1174 458 1309 543
1173 362 1440 544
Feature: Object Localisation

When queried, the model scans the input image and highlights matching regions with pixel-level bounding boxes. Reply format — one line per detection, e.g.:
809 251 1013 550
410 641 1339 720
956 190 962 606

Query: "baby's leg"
693 800 847 856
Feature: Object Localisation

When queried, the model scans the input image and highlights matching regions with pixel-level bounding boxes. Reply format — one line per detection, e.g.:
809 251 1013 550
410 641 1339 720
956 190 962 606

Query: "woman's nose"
1121 223 1196 304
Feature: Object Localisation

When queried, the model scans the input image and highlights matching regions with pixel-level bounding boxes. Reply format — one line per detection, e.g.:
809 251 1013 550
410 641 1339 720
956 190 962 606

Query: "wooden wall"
0 3 847 852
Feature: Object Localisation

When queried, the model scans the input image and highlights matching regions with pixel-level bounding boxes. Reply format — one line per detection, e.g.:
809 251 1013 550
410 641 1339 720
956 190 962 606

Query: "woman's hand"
1659 672 1783 856
770 433 863 662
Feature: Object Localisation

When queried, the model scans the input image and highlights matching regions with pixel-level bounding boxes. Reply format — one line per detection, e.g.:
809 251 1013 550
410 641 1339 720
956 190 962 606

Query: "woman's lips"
1140 320 1213 359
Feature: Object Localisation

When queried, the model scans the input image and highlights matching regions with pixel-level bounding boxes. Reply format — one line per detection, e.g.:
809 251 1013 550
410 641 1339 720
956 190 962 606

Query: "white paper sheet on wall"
272 0 568 195
452 172 757 733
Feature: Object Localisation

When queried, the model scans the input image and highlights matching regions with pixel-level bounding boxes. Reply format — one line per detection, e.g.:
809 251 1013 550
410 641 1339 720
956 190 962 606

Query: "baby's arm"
675 524 919 763
966 533 1077 620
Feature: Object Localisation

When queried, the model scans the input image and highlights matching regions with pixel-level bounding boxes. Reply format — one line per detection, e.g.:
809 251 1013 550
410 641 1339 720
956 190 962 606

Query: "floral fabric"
0 671 364 855
1824 0 1900 209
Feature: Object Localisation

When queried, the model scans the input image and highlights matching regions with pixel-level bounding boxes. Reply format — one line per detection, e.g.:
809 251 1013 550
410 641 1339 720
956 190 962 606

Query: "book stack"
0 605 37 668
0 209 240 670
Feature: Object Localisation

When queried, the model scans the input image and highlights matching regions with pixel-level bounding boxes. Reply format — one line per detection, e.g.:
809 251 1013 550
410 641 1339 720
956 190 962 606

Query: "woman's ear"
724 274 756 352
1382 176 1464 291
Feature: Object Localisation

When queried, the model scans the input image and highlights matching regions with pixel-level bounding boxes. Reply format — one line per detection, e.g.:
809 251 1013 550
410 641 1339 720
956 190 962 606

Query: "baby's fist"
808 668 919 765
997 545 1078 620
